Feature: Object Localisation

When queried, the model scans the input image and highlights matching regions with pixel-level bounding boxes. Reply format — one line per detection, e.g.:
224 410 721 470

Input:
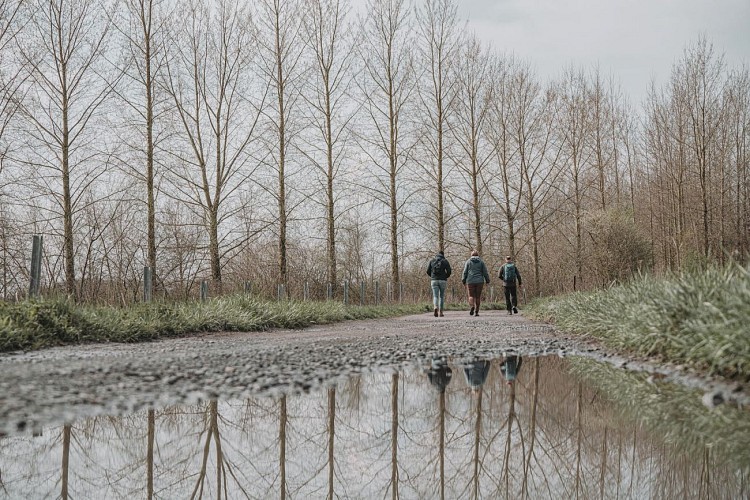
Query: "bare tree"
0 0 24 173
512 64 560 294
450 37 494 254
163 0 263 291
300 0 356 295
357 0 416 286
415 0 461 252
255 0 306 287
117 0 171 290
15 0 116 298
486 55 523 259
589 67 616 211
725 66 750 261
556 66 593 289
681 38 726 259
644 80 688 270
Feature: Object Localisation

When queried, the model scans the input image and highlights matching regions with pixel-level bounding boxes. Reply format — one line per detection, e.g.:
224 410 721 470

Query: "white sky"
354 0 750 105
459 0 750 104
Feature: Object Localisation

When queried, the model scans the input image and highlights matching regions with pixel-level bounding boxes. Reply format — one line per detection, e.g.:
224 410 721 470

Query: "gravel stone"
1 310 746 436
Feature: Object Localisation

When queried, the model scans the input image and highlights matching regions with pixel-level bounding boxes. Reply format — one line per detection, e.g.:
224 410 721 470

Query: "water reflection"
1 356 747 499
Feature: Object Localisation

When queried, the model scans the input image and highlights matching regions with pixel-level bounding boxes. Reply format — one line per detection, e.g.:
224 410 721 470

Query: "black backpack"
432 257 448 279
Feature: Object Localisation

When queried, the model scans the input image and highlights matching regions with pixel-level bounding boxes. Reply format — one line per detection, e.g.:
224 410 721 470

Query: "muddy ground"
0 310 745 435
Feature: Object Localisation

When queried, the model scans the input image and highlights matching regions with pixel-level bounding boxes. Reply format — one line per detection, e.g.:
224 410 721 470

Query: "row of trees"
0 0 747 302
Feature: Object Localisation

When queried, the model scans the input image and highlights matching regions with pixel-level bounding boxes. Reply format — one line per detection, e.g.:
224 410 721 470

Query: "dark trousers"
504 285 518 311
467 283 484 309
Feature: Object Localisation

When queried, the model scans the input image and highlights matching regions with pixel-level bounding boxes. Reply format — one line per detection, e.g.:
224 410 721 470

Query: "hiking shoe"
470 307 475 316
434 308 438 317
439 311 444 317
507 310 512 316
513 307 518 314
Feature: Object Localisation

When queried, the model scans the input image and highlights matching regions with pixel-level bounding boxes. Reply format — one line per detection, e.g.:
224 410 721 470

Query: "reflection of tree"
61 424 71 499
438 388 446 500
147 409 154 500
501 379 516 497
521 358 539 498
3 357 749 498
426 359 453 500
471 387 482 500
280 395 287 500
389 373 399 500
190 401 221 499
598 424 607 499
575 381 582 499
327 388 335 500
190 400 251 499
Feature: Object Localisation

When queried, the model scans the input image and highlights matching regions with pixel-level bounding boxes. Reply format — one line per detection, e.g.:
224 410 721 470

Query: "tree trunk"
275 8 288 286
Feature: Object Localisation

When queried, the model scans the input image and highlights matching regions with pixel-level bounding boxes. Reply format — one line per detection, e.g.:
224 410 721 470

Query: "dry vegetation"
0 0 745 306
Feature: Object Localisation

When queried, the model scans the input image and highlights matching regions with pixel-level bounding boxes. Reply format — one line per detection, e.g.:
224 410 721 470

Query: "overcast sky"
355 0 750 106
459 0 750 104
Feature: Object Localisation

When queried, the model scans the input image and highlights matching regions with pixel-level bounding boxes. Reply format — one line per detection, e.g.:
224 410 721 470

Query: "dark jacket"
499 262 522 286
463 360 491 389
500 356 523 381
427 254 452 280
428 365 453 393
462 256 490 285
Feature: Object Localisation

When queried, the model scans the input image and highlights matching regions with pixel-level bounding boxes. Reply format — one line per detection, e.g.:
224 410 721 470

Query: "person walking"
499 255 522 315
463 359 491 391
427 251 452 317
461 250 490 316
427 358 453 393
500 356 523 384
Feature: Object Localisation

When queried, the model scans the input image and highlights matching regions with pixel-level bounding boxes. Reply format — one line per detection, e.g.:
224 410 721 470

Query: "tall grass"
0 296 429 352
527 264 750 378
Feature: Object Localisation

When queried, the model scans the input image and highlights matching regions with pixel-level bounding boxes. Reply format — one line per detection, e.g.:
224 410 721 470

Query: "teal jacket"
461 256 490 285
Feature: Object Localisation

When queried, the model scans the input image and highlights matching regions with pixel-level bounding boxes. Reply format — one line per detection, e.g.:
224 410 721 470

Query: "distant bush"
585 208 652 286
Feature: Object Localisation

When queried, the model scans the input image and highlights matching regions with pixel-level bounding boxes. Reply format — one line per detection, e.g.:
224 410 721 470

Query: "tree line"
0 0 747 303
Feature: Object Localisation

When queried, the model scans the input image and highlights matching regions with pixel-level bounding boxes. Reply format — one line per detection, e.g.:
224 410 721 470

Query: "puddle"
1 355 748 498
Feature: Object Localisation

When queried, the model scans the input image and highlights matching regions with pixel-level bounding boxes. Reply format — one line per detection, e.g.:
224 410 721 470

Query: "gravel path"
0 310 743 435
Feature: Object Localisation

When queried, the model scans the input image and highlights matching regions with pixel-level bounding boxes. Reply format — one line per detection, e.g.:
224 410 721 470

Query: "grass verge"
0 296 430 352
526 264 750 379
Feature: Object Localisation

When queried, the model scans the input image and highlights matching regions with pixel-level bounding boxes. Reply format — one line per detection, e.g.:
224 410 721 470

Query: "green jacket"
461 256 490 285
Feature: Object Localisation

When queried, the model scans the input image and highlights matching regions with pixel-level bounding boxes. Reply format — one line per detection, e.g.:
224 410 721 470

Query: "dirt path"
0 310 741 435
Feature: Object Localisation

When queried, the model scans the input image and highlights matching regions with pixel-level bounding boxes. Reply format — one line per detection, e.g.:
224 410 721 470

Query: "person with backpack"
499 255 522 315
461 250 490 316
500 355 523 384
426 250 452 317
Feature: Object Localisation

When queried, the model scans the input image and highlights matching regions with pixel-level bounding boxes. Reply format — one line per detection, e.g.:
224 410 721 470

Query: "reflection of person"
463 359 491 390
427 359 453 393
499 255 523 315
461 250 490 317
500 356 523 384
426 251 452 317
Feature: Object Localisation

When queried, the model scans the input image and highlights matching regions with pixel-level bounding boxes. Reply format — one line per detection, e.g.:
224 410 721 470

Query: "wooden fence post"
29 235 43 298
143 267 153 303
